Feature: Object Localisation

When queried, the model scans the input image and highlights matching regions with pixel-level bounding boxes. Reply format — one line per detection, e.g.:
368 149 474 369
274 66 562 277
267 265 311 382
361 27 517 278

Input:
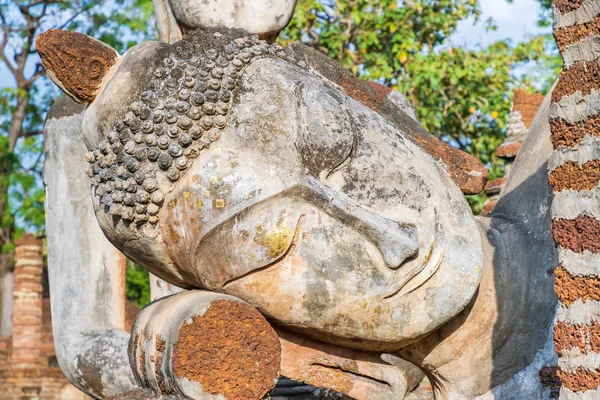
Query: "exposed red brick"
552 61 600 104
554 16 600 54
13 315 43 326
558 368 600 392
553 0 588 14
11 237 43 368
124 300 139 333
513 89 544 128
154 336 166 394
548 160 600 191
552 215 600 253
14 234 41 247
364 80 393 101
172 300 280 399
36 29 118 103
555 266 600 307
555 320 600 355
484 177 507 194
550 116 600 148
495 142 522 158
482 200 497 216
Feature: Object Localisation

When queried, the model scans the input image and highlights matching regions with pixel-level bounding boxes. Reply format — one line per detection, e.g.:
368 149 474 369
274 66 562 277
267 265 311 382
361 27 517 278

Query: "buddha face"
40 28 484 352
176 56 485 352
167 0 298 37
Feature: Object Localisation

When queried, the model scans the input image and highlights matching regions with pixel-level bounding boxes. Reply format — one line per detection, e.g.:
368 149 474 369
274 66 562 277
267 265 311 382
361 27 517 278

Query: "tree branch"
0 6 17 76
19 130 43 140
25 63 45 85
58 0 102 31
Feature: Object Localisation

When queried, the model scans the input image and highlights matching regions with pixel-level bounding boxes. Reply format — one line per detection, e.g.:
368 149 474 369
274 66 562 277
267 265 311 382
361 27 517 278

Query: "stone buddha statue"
40 1 563 399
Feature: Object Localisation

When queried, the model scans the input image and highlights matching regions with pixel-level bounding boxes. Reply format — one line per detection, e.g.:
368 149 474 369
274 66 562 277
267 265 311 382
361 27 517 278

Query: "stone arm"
43 97 137 399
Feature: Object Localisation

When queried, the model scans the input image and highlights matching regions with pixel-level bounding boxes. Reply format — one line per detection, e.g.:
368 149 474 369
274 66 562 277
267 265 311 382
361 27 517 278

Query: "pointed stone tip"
36 29 119 104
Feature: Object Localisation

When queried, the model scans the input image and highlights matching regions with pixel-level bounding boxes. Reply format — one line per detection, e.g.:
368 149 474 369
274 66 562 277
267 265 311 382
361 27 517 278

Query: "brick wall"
12 235 43 368
0 235 91 400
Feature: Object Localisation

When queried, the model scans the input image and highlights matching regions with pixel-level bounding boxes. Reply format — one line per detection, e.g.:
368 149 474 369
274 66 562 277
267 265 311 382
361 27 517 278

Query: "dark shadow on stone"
488 159 558 393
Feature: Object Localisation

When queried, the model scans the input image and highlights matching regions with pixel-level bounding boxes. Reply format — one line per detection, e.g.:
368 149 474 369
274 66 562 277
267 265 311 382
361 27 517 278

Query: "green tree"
126 261 151 308
0 0 156 302
527 0 553 27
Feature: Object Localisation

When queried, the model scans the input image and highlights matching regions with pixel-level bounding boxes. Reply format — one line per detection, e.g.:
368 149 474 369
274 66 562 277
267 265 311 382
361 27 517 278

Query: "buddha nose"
374 222 419 270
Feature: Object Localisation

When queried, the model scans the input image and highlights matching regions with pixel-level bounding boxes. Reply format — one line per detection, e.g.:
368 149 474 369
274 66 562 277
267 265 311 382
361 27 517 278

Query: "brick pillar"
11 234 43 368
549 1 600 397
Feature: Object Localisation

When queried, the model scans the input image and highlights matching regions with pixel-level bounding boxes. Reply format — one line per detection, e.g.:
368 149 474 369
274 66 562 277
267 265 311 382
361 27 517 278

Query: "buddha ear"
153 0 183 44
36 29 120 104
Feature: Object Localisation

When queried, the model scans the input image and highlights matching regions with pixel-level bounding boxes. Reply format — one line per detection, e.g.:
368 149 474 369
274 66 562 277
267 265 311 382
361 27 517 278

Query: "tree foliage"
126 260 151 308
0 0 157 301
0 0 156 240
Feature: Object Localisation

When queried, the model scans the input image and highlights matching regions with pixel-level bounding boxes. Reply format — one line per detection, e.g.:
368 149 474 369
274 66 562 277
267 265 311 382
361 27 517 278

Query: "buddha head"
37 24 483 352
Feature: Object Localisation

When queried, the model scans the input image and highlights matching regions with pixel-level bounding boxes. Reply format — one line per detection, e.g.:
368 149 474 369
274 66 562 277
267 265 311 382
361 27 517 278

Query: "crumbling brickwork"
548 1 600 398
0 235 91 400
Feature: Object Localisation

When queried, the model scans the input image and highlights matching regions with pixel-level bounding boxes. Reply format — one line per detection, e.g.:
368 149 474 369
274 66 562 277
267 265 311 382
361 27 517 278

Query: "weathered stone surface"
39 28 485 354
38 3 580 398
43 97 136 399
396 89 557 399
173 300 280 399
278 329 409 400
130 291 280 399
37 30 119 103
554 15 600 53
484 89 544 216
39 22 562 398
169 0 297 38
153 0 297 44
287 42 488 195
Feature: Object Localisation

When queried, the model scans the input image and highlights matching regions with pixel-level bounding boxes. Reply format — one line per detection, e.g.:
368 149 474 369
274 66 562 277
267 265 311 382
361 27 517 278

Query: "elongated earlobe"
36 29 119 104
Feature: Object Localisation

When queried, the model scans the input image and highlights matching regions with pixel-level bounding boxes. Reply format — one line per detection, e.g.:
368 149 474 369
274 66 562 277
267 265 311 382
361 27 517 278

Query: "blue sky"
0 0 550 88
452 0 550 48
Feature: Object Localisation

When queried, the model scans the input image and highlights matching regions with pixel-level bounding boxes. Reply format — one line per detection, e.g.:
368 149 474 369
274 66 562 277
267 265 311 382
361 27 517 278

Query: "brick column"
11 234 43 368
549 1 600 397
